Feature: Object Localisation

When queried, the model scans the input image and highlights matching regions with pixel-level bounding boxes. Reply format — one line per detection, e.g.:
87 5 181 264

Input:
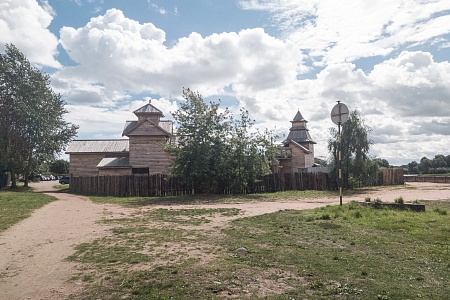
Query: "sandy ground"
0 180 449 300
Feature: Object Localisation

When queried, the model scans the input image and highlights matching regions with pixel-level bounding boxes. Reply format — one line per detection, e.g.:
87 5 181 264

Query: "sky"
1 0 450 166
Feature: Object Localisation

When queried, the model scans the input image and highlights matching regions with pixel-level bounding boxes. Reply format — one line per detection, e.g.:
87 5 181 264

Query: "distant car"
59 176 70 184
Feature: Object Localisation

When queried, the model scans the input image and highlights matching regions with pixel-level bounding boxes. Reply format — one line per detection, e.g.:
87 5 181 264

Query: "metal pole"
338 121 342 206
337 101 343 206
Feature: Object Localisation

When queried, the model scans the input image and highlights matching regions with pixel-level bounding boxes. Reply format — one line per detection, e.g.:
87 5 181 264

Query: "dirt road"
0 181 449 299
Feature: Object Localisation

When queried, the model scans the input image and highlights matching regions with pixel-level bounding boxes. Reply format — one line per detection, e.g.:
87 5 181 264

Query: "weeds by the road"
67 200 450 299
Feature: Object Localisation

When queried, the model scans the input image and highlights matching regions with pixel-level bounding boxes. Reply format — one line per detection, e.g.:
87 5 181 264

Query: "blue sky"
1 0 450 165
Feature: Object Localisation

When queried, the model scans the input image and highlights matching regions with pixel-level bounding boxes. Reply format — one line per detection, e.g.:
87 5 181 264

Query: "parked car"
59 176 70 184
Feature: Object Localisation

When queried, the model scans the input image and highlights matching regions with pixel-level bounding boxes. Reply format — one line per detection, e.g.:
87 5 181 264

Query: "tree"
407 161 419 174
418 157 431 174
227 109 276 193
374 158 390 168
0 44 78 188
327 110 378 188
168 88 276 194
49 159 70 175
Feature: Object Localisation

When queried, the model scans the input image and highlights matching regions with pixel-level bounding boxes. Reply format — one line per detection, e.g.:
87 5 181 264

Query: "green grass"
0 187 56 232
67 200 450 299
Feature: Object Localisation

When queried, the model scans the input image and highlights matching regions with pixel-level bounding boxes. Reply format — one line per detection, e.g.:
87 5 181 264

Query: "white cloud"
65 96 178 140
3 1 449 166
0 0 60 67
240 0 450 66
55 9 302 104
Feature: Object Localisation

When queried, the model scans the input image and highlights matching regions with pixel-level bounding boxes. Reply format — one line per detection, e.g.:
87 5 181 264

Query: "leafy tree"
374 158 390 168
49 159 70 175
0 44 78 188
328 110 378 188
227 109 276 193
432 154 446 168
168 88 276 194
418 157 431 174
407 161 419 174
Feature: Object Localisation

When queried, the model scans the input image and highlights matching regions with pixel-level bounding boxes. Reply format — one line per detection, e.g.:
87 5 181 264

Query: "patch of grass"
88 190 335 207
394 196 404 204
0 189 56 232
68 200 450 299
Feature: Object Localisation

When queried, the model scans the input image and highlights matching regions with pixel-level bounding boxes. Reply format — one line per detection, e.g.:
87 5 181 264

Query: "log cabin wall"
69 153 107 176
98 168 131 176
129 136 173 174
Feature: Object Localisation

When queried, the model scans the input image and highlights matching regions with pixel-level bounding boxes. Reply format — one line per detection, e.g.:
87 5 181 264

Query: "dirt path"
0 181 449 299
0 181 130 300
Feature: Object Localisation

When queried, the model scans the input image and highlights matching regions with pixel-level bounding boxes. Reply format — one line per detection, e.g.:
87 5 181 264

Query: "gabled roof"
133 102 164 116
97 157 130 169
284 139 312 154
66 140 129 154
122 119 172 136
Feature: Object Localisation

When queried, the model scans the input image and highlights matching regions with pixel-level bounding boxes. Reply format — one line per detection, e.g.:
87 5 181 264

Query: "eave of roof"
122 119 171 136
283 139 312 153
65 139 129 154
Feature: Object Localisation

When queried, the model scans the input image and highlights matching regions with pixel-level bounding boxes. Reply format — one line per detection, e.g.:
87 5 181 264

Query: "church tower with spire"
277 109 316 173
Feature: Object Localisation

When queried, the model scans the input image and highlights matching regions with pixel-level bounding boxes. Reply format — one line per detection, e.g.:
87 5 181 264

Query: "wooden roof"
133 102 164 116
283 110 316 145
66 140 129 154
122 119 172 136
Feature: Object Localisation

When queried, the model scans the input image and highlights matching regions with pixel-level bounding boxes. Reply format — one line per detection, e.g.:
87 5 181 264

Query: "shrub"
394 197 404 204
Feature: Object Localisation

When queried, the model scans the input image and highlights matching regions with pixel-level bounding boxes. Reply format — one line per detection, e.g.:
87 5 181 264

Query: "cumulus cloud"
240 0 450 66
54 9 301 105
0 0 60 67
65 96 178 140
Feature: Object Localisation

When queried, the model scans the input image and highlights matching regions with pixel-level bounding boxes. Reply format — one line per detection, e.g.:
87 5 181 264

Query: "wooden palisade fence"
379 168 405 185
70 172 330 197
70 169 405 197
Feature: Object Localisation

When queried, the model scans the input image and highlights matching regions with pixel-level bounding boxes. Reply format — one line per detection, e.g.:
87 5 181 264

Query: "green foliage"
167 88 277 194
49 159 69 175
406 154 450 174
0 44 78 188
327 110 378 188
394 196 404 204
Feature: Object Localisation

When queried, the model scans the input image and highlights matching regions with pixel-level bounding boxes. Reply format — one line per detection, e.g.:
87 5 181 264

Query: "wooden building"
275 110 317 173
66 101 173 176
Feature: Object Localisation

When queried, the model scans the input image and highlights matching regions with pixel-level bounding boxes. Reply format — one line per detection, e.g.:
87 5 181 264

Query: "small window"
132 168 149 174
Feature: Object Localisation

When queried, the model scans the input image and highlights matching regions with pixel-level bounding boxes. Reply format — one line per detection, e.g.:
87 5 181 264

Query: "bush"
394 197 404 204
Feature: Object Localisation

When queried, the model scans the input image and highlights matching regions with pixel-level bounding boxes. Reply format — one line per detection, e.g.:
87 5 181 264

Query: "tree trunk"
23 151 33 188
10 170 17 189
